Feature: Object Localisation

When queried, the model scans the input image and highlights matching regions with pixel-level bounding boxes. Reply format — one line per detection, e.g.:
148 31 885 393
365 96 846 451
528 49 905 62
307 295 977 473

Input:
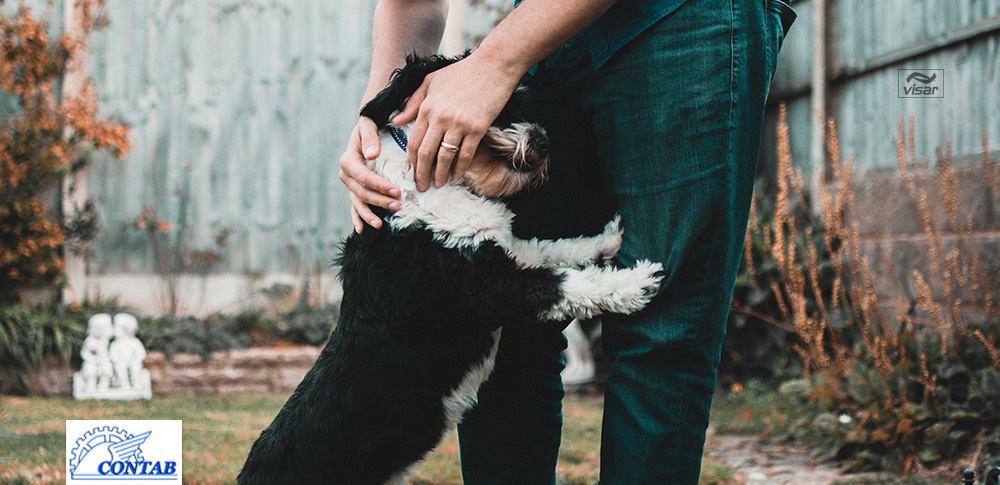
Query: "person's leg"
580 0 793 482
457 325 566 485
457 63 614 484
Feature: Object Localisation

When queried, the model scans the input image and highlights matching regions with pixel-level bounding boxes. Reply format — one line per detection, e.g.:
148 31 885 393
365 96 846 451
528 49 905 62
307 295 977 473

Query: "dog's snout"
531 136 550 157
513 128 550 174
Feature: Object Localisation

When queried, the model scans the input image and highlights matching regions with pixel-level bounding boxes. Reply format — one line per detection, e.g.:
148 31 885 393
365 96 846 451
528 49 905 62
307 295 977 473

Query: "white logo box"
66 420 182 484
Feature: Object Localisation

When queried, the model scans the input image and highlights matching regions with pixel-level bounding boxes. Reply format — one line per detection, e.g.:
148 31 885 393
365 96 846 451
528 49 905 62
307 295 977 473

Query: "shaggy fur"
238 54 663 485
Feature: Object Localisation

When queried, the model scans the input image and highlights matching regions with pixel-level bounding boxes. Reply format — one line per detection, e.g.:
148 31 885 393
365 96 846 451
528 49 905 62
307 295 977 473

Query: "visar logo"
67 420 182 484
899 69 944 98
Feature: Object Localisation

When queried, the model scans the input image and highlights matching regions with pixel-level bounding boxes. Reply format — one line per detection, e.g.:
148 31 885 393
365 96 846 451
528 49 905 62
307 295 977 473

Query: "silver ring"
440 141 460 152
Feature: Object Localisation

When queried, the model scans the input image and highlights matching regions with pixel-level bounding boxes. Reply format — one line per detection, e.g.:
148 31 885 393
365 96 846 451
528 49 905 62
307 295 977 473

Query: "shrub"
277 302 338 346
722 180 826 388
0 299 122 394
0 1 130 303
0 300 336 394
225 307 279 345
755 106 1000 475
137 314 252 359
135 302 337 358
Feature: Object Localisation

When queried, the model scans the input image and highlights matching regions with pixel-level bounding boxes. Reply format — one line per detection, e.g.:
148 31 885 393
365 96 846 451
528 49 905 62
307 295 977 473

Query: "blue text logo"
67 421 182 483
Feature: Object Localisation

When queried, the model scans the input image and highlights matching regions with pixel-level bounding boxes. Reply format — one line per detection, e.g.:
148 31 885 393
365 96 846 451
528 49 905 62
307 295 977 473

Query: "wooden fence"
4 0 997 313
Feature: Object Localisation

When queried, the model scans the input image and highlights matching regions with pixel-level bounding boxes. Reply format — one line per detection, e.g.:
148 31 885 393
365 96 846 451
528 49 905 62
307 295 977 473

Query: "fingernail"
354 224 362 234
369 219 379 227
416 183 426 192
389 201 401 210
434 180 443 188
364 146 378 159
389 188 400 197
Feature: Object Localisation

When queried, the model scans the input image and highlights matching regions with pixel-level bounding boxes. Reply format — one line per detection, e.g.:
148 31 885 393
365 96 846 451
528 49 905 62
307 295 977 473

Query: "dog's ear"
360 52 469 127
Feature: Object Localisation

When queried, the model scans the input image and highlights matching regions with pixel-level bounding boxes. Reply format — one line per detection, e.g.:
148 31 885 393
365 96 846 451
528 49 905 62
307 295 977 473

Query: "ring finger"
413 122 445 191
435 136 462 187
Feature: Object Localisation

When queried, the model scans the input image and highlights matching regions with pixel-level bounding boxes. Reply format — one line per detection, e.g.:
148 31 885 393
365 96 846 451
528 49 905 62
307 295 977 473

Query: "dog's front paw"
542 260 664 321
595 215 624 263
600 260 664 314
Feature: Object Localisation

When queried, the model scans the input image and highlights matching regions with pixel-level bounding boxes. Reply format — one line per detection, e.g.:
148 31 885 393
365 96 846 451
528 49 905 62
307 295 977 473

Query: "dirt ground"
704 428 890 485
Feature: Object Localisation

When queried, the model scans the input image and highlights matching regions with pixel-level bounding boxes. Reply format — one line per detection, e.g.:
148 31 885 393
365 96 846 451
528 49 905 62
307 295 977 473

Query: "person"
338 0 795 483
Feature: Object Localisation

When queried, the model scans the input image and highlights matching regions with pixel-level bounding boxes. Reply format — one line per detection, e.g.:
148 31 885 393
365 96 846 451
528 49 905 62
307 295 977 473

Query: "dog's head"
360 54 549 199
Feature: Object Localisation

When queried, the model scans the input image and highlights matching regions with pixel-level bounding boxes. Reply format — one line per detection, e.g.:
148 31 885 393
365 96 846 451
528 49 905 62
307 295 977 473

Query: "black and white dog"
238 55 663 485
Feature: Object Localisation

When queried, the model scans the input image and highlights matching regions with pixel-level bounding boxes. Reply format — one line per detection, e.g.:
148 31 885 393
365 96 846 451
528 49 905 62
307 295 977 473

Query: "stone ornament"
561 318 596 386
73 313 152 400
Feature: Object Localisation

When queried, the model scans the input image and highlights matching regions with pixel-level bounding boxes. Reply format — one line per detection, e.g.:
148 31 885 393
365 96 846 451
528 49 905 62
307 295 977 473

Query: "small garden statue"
561 318 597 386
75 313 114 394
110 313 151 397
73 313 152 400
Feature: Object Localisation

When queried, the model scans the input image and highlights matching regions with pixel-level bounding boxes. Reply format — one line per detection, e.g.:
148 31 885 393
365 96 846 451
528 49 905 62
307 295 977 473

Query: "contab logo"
898 69 944 98
67 420 182 484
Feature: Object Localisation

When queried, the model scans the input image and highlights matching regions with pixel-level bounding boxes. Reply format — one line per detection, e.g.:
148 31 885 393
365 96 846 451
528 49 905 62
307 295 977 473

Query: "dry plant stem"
775 105 830 370
729 304 795 333
755 104 1000 471
972 329 1000 371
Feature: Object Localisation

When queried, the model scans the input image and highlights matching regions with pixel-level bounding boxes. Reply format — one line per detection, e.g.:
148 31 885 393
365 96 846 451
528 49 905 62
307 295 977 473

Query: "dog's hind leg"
542 260 665 321
471 241 661 324
509 215 623 268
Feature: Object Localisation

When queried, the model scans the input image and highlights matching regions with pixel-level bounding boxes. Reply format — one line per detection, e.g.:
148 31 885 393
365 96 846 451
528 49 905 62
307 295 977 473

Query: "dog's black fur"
238 54 658 485
360 52 526 130
239 229 564 484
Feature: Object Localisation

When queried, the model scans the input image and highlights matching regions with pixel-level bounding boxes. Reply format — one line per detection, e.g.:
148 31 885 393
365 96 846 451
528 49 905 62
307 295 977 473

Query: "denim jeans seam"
727 0 738 179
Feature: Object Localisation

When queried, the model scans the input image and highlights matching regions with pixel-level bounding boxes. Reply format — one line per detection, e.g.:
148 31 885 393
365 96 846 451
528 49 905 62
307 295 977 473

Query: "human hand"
391 53 522 191
338 116 401 233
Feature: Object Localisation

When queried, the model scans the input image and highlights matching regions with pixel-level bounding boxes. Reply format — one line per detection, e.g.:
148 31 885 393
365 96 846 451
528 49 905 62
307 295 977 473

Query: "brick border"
10 347 322 397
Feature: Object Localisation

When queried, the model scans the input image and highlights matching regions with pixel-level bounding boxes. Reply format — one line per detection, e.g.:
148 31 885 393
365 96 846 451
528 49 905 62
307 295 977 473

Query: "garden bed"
10 346 322 397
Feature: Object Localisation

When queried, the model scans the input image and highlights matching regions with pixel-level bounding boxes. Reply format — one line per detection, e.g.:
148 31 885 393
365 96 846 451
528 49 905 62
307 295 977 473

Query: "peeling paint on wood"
82 0 378 275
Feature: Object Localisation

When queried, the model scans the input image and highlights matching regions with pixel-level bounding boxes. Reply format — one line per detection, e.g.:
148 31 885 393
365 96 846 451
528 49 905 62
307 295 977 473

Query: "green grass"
0 392 736 484
1 394 283 483
708 386 800 437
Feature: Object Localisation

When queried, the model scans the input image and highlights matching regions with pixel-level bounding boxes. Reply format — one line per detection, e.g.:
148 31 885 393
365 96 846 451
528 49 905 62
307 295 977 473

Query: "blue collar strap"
387 126 408 152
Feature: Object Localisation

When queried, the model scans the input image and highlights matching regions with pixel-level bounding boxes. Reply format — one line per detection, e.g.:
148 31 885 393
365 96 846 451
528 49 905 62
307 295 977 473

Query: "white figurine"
561 318 597 386
77 314 114 393
109 313 148 391
73 312 152 400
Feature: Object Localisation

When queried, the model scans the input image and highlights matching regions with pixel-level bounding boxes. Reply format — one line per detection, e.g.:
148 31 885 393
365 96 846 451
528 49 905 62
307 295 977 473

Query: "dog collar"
387 125 408 152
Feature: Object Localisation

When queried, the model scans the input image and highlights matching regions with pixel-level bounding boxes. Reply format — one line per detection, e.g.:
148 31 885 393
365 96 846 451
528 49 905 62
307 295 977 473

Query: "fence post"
965 469 977 485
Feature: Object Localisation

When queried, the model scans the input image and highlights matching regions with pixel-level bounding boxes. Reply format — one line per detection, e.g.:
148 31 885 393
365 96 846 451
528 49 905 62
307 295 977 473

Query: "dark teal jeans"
459 0 795 483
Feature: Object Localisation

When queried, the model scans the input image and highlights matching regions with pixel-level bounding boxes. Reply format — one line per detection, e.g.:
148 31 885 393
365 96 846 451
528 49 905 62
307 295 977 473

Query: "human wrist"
469 44 533 88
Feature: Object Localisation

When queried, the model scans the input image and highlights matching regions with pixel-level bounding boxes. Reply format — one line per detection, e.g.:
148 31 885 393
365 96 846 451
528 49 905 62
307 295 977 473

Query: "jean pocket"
764 0 796 80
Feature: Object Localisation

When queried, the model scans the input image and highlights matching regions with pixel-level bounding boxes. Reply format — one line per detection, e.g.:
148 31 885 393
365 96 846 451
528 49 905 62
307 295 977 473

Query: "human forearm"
339 0 447 234
341 0 619 232
396 0 618 190
471 0 618 82
364 0 448 103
